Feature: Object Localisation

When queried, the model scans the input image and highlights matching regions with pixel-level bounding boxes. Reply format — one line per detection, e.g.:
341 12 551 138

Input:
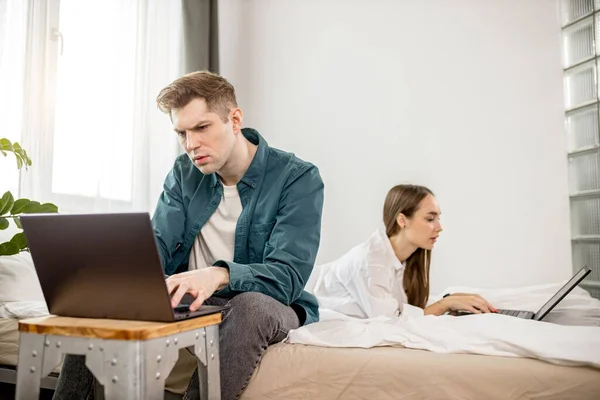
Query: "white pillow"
0 251 45 304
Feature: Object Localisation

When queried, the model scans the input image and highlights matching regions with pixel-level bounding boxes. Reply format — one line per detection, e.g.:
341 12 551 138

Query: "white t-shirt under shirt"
307 228 424 318
188 184 242 270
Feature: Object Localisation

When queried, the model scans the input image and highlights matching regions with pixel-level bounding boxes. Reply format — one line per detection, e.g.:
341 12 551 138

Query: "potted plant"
0 138 58 256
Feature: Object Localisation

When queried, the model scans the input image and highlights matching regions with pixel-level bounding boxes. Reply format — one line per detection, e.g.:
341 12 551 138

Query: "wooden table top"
18 313 222 340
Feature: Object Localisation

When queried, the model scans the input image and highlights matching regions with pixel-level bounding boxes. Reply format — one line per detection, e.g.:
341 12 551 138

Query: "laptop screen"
533 266 591 321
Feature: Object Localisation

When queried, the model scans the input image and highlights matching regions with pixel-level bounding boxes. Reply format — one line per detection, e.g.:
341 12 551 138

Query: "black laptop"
20 212 226 322
455 266 591 321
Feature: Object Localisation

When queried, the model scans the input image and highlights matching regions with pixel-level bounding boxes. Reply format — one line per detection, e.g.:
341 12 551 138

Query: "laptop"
455 266 592 321
20 212 226 322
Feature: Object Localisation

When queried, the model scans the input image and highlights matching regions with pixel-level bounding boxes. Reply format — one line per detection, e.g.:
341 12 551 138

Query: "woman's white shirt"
310 228 423 319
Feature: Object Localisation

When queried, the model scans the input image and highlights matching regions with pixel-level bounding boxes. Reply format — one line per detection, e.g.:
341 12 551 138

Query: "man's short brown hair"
156 70 238 122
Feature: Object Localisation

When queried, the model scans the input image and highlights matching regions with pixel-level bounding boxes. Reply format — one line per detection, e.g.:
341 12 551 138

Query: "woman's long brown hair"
383 185 433 308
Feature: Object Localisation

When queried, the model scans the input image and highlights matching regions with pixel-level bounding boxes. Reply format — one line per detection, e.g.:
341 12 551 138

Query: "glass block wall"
560 0 600 298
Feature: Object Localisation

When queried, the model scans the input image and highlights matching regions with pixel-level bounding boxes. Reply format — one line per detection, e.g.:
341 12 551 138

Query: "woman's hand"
424 293 497 316
443 294 497 314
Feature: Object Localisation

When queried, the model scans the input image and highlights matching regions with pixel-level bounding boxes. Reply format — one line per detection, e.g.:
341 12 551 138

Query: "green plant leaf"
0 241 20 256
10 198 31 215
0 140 47 252
9 232 27 250
12 143 30 170
12 143 32 167
0 138 13 152
0 139 30 170
21 201 42 214
12 142 24 156
0 191 14 216
17 199 58 214
38 203 59 213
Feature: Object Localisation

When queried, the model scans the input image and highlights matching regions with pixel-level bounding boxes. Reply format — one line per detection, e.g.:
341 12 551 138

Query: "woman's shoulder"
310 229 395 292
364 228 393 256
336 229 392 270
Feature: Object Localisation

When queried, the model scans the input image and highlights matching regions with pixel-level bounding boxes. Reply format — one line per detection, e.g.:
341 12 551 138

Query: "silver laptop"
20 212 226 322
456 266 591 321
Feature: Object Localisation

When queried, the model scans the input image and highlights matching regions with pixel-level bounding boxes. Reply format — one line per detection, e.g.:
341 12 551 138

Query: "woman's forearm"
424 299 449 316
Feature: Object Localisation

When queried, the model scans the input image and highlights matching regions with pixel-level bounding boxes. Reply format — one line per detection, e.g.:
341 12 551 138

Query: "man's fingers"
170 281 190 308
166 270 217 311
189 289 207 312
166 277 179 295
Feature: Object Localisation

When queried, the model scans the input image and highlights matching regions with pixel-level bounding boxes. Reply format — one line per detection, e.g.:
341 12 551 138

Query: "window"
560 0 600 299
5 0 183 213
51 0 138 203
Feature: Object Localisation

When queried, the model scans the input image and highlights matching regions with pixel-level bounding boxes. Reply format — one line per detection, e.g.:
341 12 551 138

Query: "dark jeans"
52 292 300 400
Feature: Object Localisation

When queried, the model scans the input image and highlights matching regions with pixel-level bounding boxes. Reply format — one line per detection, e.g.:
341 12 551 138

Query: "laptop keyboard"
498 309 533 319
499 309 520 316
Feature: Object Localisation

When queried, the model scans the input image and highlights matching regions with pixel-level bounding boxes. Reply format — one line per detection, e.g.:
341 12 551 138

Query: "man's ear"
230 108 243 134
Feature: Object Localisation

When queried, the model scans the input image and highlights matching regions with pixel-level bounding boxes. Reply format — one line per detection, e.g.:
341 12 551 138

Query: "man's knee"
224 292 287 330
227 292 281 320
228 292 279 310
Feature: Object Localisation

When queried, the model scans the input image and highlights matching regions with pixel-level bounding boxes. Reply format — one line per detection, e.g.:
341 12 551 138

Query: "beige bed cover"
2 318 599 399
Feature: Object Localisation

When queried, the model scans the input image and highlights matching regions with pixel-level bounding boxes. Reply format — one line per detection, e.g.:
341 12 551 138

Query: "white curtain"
130 0 186 213
18 0 58 208
14 0 184 214
0 0 28 197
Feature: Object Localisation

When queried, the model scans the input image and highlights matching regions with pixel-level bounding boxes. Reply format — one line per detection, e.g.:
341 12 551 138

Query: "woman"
310 184 496 318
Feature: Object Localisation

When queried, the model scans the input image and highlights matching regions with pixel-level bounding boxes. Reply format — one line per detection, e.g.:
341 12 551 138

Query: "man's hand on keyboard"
166 267 230 312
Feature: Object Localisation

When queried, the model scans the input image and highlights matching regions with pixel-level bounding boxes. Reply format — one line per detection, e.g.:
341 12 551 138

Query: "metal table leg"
202 325 220 400
15 333 46 400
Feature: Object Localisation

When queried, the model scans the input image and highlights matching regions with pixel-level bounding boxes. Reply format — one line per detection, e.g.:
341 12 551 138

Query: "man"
52 71 324 400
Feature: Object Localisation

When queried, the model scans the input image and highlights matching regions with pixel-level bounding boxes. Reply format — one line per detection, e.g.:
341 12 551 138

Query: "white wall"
219 0 571 293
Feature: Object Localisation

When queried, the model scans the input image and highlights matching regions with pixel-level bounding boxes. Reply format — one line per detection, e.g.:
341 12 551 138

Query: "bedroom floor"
0 382 54 400
0 383 184 400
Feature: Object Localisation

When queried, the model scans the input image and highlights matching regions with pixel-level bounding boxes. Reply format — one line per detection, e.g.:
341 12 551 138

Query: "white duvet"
286 284 600 368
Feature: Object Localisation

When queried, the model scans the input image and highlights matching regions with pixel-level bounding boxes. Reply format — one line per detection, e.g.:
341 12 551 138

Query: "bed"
0 317 59 391
2 249 600 400
2 315 600 399
241 342 600 400
0 318 18 367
